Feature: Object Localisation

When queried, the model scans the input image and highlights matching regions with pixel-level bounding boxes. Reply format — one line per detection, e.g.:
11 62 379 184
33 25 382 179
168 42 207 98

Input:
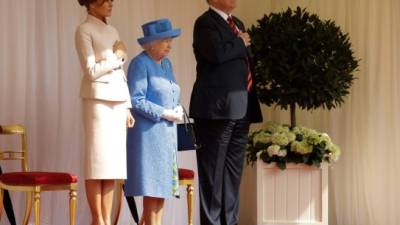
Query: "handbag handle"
181 106 200 149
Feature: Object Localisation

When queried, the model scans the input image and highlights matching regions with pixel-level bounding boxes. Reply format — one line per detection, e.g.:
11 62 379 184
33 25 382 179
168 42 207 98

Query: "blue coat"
125 52 180 198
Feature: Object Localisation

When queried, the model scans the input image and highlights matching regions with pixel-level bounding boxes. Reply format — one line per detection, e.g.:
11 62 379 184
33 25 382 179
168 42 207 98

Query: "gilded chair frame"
0 124 77 225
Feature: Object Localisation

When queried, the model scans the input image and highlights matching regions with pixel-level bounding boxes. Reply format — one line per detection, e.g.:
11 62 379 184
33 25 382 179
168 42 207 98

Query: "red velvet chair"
0 124 78 225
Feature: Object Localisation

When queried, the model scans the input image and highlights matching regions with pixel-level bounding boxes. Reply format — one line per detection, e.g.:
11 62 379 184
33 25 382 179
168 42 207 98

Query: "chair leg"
22 192 33 225
187 184 194 225
0 188 4 219
33 190 41 225
69 189 77 225
113 182 123 225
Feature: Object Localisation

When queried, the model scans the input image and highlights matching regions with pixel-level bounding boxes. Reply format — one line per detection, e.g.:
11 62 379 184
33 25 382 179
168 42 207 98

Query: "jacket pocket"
93 74 112 83
93 79 109 84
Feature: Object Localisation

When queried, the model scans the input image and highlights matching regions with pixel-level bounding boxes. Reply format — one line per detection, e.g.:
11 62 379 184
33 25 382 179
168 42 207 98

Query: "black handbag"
177 107 199 151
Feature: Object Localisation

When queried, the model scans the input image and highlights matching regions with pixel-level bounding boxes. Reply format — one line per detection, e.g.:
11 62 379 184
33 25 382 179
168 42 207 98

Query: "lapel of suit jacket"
207 9 253 59
232 16 245 32
207 9 237 37
231 15 253 59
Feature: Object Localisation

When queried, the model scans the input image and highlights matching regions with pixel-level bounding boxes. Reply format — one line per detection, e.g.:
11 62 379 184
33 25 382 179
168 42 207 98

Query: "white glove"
174 105 183 114
173 105 184 122
162 109 181 122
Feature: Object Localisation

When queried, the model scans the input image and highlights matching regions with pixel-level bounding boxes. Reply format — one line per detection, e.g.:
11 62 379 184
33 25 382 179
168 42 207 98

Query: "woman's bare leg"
86 180 105 225
101 180 115 225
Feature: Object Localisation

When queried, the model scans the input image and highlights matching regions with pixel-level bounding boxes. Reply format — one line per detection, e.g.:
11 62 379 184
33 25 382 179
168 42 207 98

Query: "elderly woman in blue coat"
125 19 183 225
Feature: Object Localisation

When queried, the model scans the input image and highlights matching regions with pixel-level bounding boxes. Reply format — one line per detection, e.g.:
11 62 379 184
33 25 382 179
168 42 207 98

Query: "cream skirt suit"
75 15 131 180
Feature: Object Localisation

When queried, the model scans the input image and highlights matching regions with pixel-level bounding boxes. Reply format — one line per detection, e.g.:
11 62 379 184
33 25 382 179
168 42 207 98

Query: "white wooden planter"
240 160 328 225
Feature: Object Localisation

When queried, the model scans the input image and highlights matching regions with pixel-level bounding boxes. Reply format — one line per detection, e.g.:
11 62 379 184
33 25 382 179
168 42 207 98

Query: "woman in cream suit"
75 1 134 225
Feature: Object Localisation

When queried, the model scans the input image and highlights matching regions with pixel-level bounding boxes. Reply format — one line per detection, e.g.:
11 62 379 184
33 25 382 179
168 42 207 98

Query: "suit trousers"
195 118 250 225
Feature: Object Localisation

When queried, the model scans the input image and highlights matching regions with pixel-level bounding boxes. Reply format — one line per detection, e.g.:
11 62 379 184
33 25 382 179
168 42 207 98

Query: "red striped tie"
227 16 253 91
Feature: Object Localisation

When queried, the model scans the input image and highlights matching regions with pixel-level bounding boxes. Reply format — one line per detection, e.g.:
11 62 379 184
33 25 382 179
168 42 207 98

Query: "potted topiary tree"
241 7 359 225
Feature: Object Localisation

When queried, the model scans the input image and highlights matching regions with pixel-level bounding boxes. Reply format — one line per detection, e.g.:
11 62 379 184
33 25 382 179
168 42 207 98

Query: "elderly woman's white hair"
141 41 156 52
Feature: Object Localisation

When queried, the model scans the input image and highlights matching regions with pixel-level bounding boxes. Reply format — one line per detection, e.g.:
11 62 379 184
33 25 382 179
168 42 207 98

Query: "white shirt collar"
209 5 232 22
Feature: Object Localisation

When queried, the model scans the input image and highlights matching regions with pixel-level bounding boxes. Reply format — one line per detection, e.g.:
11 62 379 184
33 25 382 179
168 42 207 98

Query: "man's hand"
238 31 251 47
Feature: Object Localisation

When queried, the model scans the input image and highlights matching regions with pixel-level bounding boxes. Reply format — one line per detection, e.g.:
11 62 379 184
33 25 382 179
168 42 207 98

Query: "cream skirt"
82 99 127 180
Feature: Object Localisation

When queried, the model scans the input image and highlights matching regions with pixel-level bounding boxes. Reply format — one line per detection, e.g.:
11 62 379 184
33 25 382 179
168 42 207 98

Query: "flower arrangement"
247 122 340 170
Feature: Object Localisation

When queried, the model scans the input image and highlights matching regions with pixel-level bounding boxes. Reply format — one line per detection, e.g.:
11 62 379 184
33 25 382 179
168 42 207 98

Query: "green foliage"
248 7 359 111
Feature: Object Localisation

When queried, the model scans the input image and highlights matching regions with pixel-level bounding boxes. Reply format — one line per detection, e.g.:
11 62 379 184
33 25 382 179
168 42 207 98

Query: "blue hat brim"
137 29 181 45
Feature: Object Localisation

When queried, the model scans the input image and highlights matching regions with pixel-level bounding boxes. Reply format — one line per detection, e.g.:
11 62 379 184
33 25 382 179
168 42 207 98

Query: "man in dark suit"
189 0 263 224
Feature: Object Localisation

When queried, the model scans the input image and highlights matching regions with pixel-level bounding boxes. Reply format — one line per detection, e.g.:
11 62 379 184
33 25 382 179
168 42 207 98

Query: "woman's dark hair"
78 0 114 9
78 0 97 9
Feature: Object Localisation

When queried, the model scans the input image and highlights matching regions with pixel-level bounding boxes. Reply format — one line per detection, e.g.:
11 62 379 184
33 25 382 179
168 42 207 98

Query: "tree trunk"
290 103 296 128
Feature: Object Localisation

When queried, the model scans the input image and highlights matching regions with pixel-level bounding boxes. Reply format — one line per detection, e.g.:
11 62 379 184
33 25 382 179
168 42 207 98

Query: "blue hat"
138 19 181 45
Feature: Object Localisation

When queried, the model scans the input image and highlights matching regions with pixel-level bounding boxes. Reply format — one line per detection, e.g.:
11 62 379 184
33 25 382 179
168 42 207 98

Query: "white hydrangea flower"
328 144 341 161
271 133 289 146
267 145 280 157
286 132 296 142
253 132 272 144
291 141 313 154
277 149 287 157
263 122 290 134
320 133 333 149
321 133 331 139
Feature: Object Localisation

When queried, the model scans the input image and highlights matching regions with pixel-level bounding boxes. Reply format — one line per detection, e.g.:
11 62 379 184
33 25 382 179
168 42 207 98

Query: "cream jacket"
75 15 131 106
